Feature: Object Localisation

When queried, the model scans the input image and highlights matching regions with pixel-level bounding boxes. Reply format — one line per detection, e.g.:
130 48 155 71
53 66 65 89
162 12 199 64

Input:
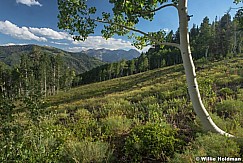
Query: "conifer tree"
199 17 211 59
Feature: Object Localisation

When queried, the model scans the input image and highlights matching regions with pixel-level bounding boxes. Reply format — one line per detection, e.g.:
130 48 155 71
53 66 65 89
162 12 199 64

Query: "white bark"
178 0 233 137
53 64 56 95
44 69 47 97
205 46 209 59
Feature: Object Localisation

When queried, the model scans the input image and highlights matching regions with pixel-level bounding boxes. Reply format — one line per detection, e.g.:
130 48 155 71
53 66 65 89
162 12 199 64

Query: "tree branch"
227 6 243 13
95 19 181 49
130 3 178 16
149 3 178 13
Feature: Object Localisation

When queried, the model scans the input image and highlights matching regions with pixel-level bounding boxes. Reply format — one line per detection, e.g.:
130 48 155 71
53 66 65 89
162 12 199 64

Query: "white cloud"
50 41 69 46
0 20 145 52
72 36 136 51
0 20 47 42
70 36 150 52
29 27 71 40
0 43 16 46
16 0 42 7
67 47 88 52
0 43 28 46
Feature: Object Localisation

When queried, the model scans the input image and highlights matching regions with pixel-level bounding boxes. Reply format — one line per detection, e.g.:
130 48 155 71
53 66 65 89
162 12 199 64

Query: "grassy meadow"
2 56 243 162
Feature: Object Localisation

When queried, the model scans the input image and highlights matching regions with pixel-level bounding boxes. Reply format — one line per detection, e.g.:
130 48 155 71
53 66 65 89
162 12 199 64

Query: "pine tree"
138 53 145 72
219 14 233 57
199 17 212 59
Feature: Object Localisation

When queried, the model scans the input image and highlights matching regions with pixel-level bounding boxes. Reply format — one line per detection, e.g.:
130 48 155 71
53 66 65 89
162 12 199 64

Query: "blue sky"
0 0 240 52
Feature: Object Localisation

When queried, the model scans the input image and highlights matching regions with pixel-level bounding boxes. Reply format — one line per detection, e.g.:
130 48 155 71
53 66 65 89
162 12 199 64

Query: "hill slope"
45 56 243 161
7 56 243 162
47 56 241 103
47 56 243 134
0 44 104 74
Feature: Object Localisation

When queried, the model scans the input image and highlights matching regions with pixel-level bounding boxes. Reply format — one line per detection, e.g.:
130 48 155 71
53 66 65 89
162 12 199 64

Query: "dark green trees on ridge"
0 47 75 99
76 12 243 85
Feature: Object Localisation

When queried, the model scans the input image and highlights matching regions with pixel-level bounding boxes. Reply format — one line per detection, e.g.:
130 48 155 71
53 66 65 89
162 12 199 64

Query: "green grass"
45 56 243 161
3 56 243 162
47 57 243 117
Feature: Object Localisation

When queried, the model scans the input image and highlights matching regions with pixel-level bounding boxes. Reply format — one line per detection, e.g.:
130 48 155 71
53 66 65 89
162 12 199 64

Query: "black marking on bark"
206 115 211 119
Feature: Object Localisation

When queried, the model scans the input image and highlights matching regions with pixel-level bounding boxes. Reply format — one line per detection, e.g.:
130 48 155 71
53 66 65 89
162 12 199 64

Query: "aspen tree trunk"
234 21 237 56
18 82 21 96
57 65 60 94
239 33 242 53
44 69 47 97
25 64 29 96
53 65 56 95
178 0 233 137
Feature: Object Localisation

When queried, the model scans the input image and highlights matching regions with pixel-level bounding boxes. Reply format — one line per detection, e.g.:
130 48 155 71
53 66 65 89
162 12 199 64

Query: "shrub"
75 108 92 119
72 115 99 140
194 133 240 157
172 133 241 162
7 119 71 163
219 87 234 99
102 98 133 117
237 88 243 101
209 113 234 132
101 115 132 138
215 100 243 119
196 57 209 65
61 140 113 163
198 78 216 100
124 122 179 162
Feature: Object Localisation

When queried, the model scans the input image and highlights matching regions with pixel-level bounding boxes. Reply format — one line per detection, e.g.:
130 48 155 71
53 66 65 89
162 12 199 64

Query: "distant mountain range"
0 45 141 74
83 49 140 62
0 45 104 74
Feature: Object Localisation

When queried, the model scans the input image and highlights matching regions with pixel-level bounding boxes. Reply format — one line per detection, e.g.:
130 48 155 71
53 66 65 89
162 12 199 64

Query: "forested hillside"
0 44 106 98
0 44 104 74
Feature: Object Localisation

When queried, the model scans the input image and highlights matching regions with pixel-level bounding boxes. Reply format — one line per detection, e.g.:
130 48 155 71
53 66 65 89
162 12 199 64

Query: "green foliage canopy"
58 0 179 49
234 0 243 3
